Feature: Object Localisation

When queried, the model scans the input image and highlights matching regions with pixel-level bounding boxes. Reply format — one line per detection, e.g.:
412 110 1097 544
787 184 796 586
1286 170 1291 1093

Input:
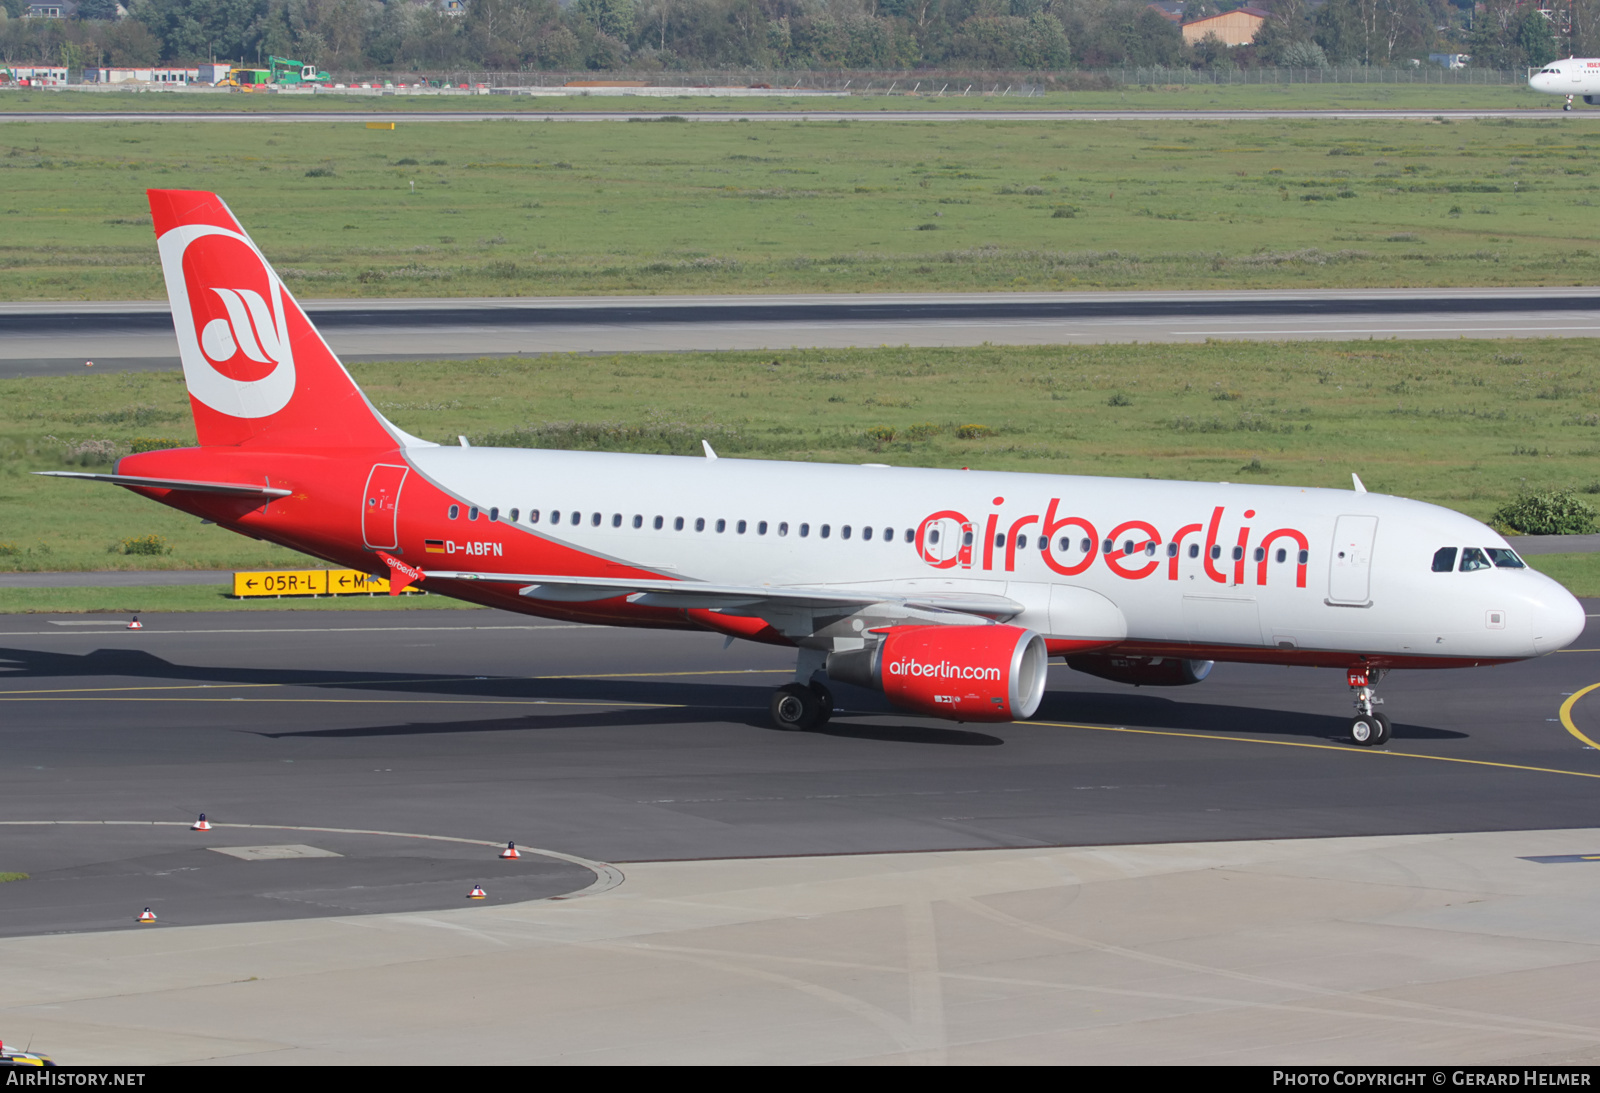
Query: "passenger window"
448 504 459 520
695 518 706 532
509 509 519 523
1275 548 1286 563
1102 539 1114 555
736 520 747 534
928 528 938 544
1460 547 1492 572
612 514 622 528
652 516 663 529
800 523 810 538
1167 543 1178 558
863 526 873 541
1124 540 1135 555
1144 542 1157 556
632 515 643 529
489 507 499 522
1432 547 1458 573
1252 547 1264 562
821 524 831 539
1057 537 1069 552
1081 538 1092 553
1210 545 1222 560
1231 546 1243 561
1016 534 1027 549
778 522 789 537
995 534 1005 549
529 510 540 525
1189 544 1201 559
591 513 601 527
962 530 973 547
715 519 726 533
904 529 914 543
1298 549 1309 564
842 526 852 540
674 517 684 531
468 507 480 521
1487 548 1526 569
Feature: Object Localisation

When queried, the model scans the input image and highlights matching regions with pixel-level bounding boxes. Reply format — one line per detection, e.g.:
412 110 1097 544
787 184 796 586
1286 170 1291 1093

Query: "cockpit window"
1487 548 1526 569
1432 547 1457 572
1459 547 1492 572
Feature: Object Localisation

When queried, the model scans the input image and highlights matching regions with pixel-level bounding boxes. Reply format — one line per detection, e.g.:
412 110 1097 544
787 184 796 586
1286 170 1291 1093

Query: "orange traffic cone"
499 841 520 860
138 908 157 923
467 884 486 900
127 616 143 630
191 814 211 832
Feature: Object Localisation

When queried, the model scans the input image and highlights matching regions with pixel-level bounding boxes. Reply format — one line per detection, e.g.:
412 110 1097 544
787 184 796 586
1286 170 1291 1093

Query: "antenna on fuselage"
702 440 718 460
1352 473 1367 493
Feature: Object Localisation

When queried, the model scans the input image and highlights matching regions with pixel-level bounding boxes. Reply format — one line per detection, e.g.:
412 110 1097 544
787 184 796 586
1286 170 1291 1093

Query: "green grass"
0 872 27 882
0 113 1597 298
4 339 1598 577
0 586 476 613
0 84 1550 115
1524 553 1600 597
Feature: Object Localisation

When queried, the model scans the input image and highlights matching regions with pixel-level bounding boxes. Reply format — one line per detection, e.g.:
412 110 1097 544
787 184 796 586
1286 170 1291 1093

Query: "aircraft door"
362 463 409 550
1327 515 1378 605
920 514 973 569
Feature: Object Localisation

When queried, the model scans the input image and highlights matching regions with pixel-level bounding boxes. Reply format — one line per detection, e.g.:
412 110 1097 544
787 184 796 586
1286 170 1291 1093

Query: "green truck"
268 57 331 86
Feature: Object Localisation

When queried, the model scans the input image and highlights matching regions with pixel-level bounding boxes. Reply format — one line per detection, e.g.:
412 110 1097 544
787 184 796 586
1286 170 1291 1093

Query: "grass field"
0 83 1552 115
4 339 1597 582
0 586 474 613
1 113 1598 298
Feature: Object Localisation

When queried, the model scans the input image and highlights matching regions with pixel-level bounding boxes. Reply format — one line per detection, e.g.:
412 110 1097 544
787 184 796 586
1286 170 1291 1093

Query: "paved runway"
7 288 1600 373
0 108 1584 124
2 605 1598 938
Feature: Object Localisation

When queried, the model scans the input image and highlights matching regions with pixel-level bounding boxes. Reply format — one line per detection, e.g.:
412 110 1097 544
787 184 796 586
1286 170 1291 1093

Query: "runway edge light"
499 841 520 860
138 908 157 923
468 884 486 900
192 814 211 832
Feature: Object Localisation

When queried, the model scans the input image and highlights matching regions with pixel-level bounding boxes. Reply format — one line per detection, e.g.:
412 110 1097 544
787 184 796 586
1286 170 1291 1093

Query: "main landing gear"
1347 667 1391 747
770 680 834 731
770 647 835 731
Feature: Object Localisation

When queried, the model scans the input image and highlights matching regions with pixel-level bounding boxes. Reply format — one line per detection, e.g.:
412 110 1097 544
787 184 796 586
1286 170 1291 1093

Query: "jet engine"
826 624 1047 722
1064 654 1213 687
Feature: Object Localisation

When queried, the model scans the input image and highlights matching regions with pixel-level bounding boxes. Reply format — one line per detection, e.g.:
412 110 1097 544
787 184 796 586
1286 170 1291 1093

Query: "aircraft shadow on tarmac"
0 645 1466 745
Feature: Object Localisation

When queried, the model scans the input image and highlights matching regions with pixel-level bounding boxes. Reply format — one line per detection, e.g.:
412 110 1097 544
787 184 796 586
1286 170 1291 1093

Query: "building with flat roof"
1181 6 1269 46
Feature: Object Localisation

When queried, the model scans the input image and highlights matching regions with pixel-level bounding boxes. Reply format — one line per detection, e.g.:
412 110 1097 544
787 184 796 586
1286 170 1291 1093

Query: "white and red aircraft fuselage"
48 190 1587 742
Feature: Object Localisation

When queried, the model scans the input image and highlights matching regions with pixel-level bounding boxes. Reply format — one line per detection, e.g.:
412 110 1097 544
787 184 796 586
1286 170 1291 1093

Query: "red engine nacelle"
1064 654 1213 687
826 624 1048 723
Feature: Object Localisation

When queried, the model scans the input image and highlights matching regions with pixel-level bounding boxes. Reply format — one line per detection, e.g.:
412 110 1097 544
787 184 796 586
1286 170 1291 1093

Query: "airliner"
1529 58 1600 108
45 190 1587 744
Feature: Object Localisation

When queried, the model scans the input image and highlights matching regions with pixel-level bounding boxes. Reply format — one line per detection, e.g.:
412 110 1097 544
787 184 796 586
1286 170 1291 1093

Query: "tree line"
0 0 1579 75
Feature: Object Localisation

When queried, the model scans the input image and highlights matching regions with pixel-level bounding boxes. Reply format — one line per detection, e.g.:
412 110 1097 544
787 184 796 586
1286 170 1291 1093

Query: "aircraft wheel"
1350 714 1381 746
808 680 835 724
1371 712 1392 746
1565 104 1574 111
771 683 822 731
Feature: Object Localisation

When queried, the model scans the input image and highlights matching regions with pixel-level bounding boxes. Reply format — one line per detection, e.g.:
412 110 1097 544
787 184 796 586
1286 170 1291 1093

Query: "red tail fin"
148 189 397 450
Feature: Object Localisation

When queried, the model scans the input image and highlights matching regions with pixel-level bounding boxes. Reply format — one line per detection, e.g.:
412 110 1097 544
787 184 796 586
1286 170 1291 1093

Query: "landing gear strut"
1347 667 1391 747
1566 94 1575 111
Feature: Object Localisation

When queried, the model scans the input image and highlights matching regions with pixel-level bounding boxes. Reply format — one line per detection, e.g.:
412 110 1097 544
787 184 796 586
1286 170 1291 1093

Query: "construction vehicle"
222 66 272 90
267 57 330 86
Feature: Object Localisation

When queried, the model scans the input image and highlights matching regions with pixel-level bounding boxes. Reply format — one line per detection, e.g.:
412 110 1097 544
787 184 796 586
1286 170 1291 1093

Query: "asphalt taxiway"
6 288 1600 374
4 606 1600 1063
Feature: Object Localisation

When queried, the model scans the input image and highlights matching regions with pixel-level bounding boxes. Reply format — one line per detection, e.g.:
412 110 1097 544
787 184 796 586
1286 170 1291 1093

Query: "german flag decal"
425 539 447 554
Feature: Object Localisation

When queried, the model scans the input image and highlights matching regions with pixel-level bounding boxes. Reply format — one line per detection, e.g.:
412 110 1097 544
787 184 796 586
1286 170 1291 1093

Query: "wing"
424 570 1023 619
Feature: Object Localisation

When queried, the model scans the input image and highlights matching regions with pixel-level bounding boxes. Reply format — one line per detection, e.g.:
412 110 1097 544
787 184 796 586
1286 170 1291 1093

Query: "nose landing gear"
1347 667 1391 746
1566 94 1575 111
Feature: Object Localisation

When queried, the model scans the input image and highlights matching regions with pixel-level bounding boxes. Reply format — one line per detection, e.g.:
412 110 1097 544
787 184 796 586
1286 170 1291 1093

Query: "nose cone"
1532 580 1587 655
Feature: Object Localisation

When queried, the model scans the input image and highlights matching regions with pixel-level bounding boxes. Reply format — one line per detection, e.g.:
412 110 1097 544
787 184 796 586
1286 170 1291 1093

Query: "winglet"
702 440 718 460
1352 473 1367 494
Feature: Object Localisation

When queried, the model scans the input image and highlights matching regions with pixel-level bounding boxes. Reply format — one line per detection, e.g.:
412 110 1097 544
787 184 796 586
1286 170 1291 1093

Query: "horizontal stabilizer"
426 570 1023 618
35 471 291 498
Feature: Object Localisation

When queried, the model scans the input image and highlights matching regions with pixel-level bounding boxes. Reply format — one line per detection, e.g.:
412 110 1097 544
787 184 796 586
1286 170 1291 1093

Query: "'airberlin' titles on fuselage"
914 501 1311 588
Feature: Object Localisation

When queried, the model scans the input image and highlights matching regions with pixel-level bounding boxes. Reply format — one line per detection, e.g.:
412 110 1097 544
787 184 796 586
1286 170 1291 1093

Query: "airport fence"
329 66 1526 94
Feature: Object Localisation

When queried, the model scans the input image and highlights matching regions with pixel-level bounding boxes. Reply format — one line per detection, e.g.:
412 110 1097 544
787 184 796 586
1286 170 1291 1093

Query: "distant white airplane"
43 190 1588 744
1528 58 1600 109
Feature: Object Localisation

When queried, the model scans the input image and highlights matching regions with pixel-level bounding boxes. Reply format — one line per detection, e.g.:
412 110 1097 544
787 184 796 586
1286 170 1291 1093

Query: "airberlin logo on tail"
157 223 296 420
